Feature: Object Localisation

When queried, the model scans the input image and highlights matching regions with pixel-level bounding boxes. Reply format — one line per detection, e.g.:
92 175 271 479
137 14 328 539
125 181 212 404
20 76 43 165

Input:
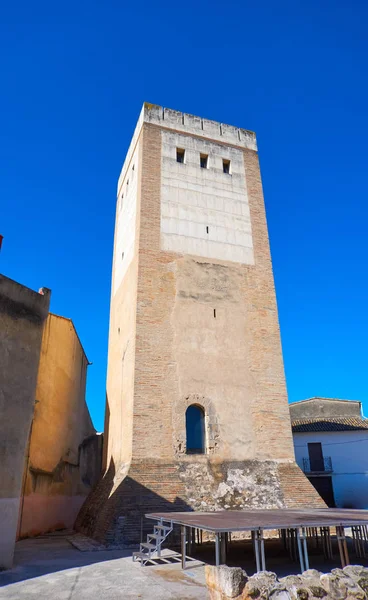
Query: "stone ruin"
206 564 368 600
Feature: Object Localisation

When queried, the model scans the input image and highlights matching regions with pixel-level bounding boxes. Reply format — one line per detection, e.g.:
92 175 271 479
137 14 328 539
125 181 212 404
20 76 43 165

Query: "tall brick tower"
77 104 324 545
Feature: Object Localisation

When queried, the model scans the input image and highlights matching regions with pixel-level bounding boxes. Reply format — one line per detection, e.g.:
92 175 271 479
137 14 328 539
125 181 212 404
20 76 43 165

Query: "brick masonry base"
75 460 326 546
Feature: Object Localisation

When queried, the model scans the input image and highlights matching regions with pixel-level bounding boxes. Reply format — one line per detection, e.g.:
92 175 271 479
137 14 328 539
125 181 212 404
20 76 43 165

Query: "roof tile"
291 417 368 433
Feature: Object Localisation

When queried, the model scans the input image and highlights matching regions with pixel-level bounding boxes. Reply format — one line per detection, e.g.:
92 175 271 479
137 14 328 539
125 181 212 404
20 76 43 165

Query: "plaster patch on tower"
160 131 255 264
178 460 285 512
113 143 140 295
170 257 255 460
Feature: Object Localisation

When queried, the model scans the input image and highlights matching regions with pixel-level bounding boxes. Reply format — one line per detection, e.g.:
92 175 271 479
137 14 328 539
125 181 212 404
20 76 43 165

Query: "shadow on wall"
18 433 104 539
101 396 110 473
75 457 191 546
1 459 190 586
0 536 132 587
75 392 190 546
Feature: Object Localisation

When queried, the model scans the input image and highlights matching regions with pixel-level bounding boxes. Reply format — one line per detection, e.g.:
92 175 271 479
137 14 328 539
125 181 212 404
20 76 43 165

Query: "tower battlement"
117 104 257 194
143 103 257 150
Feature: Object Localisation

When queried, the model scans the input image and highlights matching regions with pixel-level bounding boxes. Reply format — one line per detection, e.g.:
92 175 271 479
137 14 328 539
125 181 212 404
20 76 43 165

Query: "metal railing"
302 456 333 473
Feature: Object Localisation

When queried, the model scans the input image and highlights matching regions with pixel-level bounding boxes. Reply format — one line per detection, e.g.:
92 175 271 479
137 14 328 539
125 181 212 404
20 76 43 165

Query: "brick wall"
278 462 327 508
131 122 295 462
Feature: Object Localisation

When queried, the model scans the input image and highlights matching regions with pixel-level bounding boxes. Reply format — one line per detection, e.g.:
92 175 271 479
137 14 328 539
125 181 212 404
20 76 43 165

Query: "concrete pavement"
0 534 208 599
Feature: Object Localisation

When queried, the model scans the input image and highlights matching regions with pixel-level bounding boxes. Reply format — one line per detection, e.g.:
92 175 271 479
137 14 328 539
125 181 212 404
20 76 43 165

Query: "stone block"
206 566 368 600
206 565 247 599
320 570 366 600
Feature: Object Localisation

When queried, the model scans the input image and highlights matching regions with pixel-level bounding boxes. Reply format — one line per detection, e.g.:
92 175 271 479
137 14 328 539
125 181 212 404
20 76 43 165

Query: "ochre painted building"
0 273 102 570
0 275 50 569
18 313 102 539
77 104 324 546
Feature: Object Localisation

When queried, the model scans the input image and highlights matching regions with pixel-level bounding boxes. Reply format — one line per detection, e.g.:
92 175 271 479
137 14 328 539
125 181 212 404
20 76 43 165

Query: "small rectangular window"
176 148 185 163
200 154 208 169
223 159 231 174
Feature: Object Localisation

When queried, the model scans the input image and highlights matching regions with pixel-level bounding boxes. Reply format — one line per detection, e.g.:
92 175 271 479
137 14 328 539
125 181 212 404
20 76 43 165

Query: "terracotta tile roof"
292 417 368 433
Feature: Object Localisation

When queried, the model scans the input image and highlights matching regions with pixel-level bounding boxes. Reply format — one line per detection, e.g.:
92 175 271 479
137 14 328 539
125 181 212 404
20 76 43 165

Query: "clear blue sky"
1 1 367 431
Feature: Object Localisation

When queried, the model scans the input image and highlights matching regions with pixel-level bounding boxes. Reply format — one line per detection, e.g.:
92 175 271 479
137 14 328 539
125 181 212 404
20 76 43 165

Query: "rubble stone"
205 565 247 598
205 566 368 600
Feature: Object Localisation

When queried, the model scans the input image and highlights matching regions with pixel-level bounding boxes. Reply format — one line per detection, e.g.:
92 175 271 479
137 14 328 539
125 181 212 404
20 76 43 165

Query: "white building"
290 397 368 509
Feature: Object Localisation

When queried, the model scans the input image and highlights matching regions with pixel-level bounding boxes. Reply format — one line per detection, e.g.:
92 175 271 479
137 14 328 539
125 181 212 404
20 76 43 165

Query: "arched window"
186 405 205 454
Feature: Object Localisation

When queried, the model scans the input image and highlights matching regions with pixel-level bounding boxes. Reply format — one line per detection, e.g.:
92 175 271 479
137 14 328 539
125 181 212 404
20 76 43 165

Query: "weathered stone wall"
206 564 368 600
0 275 50 569
290 398 363 420
178 460 284 511
19 313 102 539
76 458 324 547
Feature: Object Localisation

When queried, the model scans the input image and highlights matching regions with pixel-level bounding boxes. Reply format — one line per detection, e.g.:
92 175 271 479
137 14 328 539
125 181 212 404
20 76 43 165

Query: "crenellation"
163 107 183 126
184 112 202 130
219 122 239 142
239 127 256 145
144 102 257 150
143 102 162 123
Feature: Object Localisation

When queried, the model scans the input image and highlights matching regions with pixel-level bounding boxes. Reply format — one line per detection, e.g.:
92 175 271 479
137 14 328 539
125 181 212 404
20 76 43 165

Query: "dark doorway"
309 476 335 507
308 442 324 471
186 405 205 454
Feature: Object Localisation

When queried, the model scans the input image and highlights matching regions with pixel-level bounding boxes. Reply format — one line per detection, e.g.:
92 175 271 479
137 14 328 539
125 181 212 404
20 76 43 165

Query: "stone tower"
77 104 324 545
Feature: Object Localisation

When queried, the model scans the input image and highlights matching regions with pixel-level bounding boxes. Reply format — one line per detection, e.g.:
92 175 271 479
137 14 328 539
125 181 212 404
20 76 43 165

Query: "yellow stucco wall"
19 313 99 538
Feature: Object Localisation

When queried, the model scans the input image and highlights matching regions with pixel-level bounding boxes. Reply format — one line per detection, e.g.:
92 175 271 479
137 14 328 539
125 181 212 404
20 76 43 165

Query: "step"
132 551 142 561
155 525 172 532
140 542 156 551
148 534 163 541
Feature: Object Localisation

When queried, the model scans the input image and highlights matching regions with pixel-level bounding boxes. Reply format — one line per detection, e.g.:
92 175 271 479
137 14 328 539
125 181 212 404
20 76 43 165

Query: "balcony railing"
302 456 333 473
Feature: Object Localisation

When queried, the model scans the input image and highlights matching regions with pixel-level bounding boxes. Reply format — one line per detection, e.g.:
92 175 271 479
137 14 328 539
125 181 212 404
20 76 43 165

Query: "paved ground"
0 535 208 599
2 531 367 599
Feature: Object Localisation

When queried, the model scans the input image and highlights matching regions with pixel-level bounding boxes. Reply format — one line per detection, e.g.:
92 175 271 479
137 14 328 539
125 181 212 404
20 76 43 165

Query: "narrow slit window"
214 309 216 318
206 226 209 234
223 159 231 174
176 148 185 163
200 153 208 169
